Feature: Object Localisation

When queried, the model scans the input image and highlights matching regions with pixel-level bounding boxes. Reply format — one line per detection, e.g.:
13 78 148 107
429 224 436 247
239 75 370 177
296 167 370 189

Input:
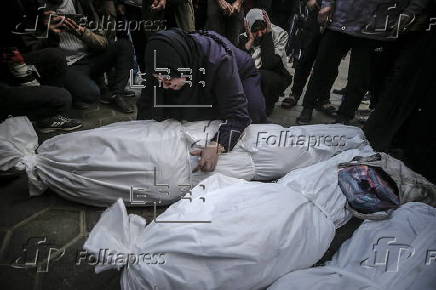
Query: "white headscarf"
242 9 290 72
245 8 264 31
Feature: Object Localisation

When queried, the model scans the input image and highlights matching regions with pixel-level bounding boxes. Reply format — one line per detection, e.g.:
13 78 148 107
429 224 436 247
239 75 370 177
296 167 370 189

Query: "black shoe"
296 108 313 125
356 109 373 123
100 92 114 104
281 96 298 109
123 89 136 98
73 101 90 110
315 103 337 117
113 95 135 113
38 115 83 133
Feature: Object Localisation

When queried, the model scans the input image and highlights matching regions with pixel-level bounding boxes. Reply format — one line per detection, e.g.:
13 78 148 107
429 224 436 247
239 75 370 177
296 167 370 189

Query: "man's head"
251 19 268 38
245 9 270 39
251 19 266 33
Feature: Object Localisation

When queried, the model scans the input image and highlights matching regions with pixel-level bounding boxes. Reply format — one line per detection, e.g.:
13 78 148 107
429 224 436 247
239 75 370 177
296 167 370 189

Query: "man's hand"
63 17 86 36
117 3 126 16
244 20 256 50
232 0 243 14
318 6 333 25
217 0 233 15
263 10 272 33
307 0 320 11
191 142 224 172
43 10 65 33
151 0 166 11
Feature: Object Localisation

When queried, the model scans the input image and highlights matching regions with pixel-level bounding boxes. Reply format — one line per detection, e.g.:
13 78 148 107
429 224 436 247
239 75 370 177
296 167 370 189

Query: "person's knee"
248 98 267 124
41 87 72 109
41 48 67 69
69 82 100 103
56 88 73 109
114 39 134 54
81 85 100 103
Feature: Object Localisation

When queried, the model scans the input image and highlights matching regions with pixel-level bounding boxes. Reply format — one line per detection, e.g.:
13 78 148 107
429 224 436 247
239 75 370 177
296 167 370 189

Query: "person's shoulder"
192 30 233 63
271 24 286 34
272 24 289 41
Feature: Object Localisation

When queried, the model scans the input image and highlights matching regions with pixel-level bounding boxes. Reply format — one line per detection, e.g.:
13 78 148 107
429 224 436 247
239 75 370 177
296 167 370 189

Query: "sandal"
281 96 297 109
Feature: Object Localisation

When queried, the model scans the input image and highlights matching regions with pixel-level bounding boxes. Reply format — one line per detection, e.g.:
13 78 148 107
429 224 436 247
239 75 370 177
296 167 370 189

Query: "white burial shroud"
0 117 369 206
83 148 375 290
268 202 436 290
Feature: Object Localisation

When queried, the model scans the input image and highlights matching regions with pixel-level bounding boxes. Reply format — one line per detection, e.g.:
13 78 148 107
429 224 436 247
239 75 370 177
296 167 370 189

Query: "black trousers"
125 4 147 72
64 39 134 103
206 0 244 45
23 48 67 88
0 85 72 121
291 11 323 100
302 30 378 119
261 69 290 116
364 32 434 152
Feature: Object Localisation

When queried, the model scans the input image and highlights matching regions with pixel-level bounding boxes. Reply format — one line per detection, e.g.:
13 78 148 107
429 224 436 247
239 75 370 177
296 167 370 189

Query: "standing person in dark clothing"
141 0 195 32
138 29 267 171
282 0 334 115
269 0 295 30
296 0 425 125
194 0 209 29
207 0 245 45
365 24 436 184
239 9 291 116
364 1 435 153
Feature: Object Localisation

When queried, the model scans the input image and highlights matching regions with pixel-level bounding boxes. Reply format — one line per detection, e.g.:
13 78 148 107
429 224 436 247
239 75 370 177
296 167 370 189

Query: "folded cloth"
338 165 400 214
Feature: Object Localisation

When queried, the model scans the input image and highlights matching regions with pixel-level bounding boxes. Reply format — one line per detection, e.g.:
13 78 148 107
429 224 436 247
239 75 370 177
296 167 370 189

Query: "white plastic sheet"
268 202 436 290
0 117 369 206
84 148 375 290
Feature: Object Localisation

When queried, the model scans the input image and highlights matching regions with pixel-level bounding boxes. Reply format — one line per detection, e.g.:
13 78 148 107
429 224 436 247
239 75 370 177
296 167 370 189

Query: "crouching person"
239 9 292 116
137 28 269 172
0 47 81 132
22 0 135 113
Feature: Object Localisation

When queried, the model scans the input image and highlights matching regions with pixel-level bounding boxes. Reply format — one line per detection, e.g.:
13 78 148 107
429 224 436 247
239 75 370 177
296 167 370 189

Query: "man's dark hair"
251 20 266 33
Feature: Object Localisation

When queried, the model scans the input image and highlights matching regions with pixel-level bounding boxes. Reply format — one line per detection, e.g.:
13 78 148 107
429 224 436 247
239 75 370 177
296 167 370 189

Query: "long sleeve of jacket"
80 28 109 50
211 55 251 151
260 32 281 70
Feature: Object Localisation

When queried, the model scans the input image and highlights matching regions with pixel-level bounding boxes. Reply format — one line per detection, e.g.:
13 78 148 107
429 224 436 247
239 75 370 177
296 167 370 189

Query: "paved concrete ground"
0 56 370 290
